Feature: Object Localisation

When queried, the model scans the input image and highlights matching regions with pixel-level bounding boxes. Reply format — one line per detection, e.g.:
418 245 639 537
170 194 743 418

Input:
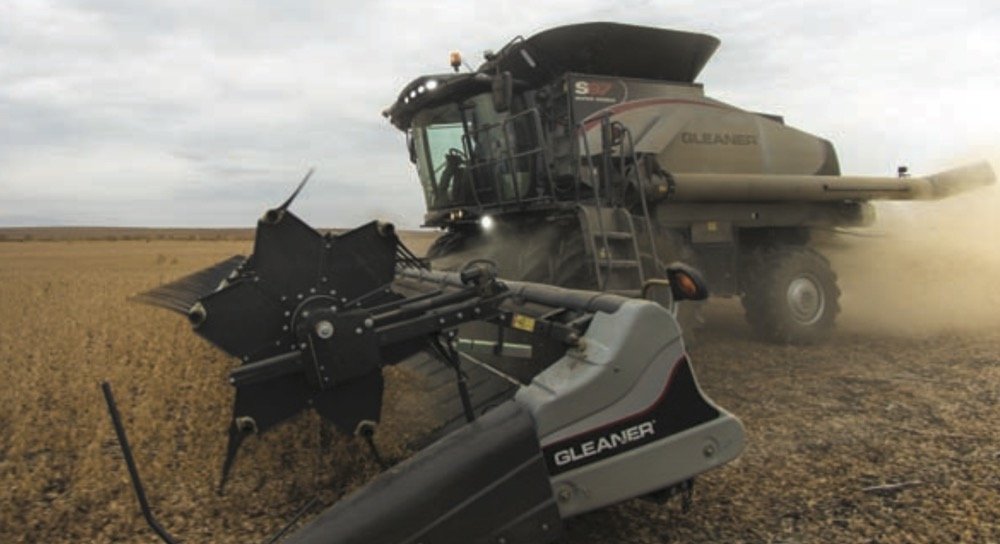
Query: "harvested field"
1 227 997 543
568 303 1000 543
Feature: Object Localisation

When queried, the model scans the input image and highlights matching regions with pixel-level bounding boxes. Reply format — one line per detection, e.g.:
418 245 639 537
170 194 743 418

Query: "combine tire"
741 247 840 344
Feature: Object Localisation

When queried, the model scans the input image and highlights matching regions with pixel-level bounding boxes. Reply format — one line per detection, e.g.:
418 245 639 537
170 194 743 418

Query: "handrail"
576 117 612 291
616 123 662 274
454 108 553 210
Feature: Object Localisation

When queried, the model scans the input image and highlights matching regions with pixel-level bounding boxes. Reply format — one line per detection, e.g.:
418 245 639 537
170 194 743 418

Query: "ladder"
574 115 663 296
578 205 645 296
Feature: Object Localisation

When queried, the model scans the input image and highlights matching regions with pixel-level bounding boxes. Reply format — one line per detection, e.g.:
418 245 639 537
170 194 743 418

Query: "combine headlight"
426 79 439 91
479 215 495 232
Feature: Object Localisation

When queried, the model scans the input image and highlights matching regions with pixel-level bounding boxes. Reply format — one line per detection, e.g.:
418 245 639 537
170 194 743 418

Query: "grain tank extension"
384 22 995 343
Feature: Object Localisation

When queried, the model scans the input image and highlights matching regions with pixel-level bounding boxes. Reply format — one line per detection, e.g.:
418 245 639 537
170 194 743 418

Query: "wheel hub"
786 275 825 325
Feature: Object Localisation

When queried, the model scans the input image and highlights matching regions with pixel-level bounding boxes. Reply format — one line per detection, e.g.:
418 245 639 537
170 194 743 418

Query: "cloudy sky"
2 0 998 228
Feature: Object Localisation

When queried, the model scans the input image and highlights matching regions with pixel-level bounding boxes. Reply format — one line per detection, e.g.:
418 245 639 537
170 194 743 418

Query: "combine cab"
384 22 995 343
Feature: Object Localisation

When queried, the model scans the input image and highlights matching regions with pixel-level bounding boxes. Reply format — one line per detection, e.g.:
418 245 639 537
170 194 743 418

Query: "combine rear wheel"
741 247 840 344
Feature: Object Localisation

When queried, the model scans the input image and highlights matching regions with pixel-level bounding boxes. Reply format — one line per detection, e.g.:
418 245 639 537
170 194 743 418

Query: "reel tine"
218 422 246 494
276 168 315 212
131 255 245 313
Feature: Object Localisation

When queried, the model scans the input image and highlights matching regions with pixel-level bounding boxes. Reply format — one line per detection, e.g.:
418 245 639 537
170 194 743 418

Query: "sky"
2 0 998 228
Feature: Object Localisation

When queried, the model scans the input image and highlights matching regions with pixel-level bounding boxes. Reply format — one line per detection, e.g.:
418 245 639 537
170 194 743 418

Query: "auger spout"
660 161 995 202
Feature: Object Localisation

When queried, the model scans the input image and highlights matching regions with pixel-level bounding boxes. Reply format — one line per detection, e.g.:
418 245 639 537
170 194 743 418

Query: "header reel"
135 176 515 488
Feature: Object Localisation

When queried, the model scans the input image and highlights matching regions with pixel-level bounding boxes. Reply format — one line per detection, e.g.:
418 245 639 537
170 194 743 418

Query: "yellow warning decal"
511 314 536 332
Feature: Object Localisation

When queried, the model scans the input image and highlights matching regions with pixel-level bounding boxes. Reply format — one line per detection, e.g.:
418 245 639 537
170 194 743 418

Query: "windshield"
425 123 464 182
411 97 487 210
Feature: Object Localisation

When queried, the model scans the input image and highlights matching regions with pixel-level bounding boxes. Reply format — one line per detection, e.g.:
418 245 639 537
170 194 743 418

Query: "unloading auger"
125 185 744 543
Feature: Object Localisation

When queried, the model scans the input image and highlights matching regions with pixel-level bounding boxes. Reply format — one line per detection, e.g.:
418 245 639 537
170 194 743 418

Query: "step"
594 231 633 240
597 259 640 269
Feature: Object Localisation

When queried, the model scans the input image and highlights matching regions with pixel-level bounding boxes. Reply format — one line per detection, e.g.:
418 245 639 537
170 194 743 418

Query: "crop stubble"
0 233 997 543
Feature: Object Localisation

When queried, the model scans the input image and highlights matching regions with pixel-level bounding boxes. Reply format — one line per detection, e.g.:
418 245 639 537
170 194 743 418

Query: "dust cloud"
825 158 1000 336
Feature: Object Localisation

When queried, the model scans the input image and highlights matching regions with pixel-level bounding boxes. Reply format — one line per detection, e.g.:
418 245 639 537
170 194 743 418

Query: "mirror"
406 129 417 164
665 262 709 301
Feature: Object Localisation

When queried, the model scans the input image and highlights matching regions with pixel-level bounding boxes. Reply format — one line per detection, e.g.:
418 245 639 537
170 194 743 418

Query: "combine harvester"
385 22 994 343
110 22 993 544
